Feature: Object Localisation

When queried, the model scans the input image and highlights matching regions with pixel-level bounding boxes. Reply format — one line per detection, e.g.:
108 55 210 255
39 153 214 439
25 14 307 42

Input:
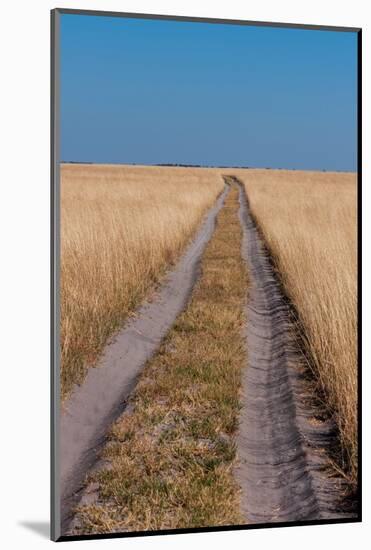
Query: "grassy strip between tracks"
72 182 248 534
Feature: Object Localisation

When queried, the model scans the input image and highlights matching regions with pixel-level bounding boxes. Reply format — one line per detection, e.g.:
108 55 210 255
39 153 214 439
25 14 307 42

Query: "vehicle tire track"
234 177 356 524
59 185 230 534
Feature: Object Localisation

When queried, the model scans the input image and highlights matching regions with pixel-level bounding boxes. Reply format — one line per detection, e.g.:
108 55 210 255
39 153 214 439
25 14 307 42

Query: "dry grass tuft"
71 184 248 534
61 164 224 401
234 169 357 481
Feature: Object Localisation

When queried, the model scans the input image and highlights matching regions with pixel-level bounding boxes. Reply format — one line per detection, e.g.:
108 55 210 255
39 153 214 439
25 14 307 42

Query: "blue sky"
60 14 358 170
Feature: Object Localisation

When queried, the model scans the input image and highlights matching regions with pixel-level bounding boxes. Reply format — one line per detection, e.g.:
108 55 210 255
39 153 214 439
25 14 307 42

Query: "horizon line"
60 160 356 173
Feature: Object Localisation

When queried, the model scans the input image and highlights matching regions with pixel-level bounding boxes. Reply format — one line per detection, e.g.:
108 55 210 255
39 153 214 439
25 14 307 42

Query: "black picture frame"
51 8 362 542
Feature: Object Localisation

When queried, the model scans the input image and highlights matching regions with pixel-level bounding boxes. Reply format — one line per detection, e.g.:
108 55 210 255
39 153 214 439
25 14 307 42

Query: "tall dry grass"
235 169 358 481
72 184 247 534
61 164 224 401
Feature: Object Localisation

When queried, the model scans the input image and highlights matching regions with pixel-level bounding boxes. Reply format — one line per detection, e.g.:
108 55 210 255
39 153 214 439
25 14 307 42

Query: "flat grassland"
235 169 357 480
72 184 247 534
61 163 358 486
61 164 224 401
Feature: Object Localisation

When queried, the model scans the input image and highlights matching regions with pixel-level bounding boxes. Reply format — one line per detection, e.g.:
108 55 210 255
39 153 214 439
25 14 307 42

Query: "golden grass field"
72 183 247 534
60 164 224 400
61 163 358 484
234 169 358 480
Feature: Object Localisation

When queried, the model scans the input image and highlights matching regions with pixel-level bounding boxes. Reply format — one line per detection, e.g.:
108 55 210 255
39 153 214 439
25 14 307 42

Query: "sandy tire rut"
60 178 356 535
235 176 356 523
59 185 229 534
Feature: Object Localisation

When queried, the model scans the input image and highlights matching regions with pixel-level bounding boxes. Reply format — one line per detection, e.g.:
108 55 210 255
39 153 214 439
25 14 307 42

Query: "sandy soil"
59 186 229 532
235 178 356 523
59 175 357 535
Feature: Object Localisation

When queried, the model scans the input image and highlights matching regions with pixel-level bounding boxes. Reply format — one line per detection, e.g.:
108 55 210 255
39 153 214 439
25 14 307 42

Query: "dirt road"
59 186 229 533
59 177 356 536
235 177 355 523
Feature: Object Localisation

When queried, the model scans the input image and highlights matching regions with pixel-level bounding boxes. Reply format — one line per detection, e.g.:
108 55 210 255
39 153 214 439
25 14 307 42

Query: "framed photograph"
51 8 361 542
